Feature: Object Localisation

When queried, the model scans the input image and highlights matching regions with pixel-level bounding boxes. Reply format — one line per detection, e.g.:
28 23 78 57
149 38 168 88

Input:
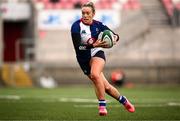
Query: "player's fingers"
113 35 117 41
101 43 109 47
100 41 106 44
96 39 102 42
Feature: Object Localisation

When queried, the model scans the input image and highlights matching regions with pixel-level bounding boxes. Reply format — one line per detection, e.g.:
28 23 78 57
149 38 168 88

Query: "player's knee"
90 72 101 83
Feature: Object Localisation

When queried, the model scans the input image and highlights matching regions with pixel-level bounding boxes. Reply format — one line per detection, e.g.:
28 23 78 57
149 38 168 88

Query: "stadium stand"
172 0 180 26
1 0 29 2
123 0 141 10
1 0 180 86
33 0 141 10
161 0 180 26
140 0 170 27
161 0 174 16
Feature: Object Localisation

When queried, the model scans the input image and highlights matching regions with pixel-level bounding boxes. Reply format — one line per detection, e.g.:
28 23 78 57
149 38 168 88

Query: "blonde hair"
82 2 95 13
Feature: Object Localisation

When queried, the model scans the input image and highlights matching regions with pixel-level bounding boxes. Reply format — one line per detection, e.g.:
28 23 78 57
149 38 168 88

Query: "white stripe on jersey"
91 48 102 57
80 21 102 57
80 22 91 45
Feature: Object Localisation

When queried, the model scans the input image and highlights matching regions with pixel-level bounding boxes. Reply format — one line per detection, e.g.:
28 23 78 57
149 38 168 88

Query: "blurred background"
0 0 180 88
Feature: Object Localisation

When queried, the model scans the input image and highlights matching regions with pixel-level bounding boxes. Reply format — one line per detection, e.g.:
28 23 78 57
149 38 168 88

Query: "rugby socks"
119 95 135 113
99 100 106 107
118 96 127 105
98 100 107 116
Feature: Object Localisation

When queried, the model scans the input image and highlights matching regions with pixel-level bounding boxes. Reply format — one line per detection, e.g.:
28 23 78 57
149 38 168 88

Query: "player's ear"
92 12 95 17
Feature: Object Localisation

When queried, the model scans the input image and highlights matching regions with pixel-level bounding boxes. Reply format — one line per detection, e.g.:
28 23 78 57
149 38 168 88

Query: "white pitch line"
1 95 180 108
0 95 21 100
74 102 180 108
168 102 180 106
59 97 113 103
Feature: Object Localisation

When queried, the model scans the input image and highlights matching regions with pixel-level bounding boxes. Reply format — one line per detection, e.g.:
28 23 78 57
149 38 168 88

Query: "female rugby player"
71 2 135 116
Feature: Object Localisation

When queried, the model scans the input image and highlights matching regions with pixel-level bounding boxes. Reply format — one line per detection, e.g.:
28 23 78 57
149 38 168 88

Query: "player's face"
82 7 95 24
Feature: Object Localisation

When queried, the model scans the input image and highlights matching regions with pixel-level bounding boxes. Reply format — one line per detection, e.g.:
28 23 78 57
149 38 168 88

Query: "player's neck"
81 18 93 25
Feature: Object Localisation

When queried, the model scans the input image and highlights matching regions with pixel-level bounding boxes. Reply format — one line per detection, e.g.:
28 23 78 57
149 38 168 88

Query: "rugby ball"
98 30 114 48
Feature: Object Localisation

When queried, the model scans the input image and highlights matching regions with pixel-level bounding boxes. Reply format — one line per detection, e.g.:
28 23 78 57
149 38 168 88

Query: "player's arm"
71 33 94 50
101 23 119 42
71 33 107 49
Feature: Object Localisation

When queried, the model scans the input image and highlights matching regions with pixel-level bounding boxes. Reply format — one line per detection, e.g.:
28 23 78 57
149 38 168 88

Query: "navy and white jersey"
71 19 117 59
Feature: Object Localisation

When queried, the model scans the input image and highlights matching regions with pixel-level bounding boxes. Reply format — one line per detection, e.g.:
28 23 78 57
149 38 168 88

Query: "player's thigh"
90 57 105 75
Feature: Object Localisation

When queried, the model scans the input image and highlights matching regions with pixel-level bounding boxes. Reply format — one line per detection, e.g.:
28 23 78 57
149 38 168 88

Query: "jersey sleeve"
71 22 94 50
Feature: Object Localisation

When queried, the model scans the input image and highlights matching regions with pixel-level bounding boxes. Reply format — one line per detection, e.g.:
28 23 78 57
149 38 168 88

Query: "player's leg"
88 57 107 116
89 57 105 100
101 73 135 113
101 73 120 99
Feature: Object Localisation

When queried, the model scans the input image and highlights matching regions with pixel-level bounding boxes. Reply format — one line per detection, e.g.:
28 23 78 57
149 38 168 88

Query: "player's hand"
113 34 119 45
93 39 108 48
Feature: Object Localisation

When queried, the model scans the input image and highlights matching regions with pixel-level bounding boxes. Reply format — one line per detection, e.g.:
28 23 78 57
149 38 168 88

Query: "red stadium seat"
123 1 131 10
162 0 174 16
45 3 54 9
42 0 49 2
80 0 89 5
33 0 120 9
95 0 114 9
122 0 141 10
60 1 74 9
130 0 141 10
54 3 63 9
176 3 180 9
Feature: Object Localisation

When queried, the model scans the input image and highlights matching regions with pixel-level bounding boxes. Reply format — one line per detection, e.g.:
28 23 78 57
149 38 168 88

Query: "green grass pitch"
0 85 180 121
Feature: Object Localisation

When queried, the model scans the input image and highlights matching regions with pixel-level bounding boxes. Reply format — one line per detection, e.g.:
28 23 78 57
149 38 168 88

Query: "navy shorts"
77 50 106 75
